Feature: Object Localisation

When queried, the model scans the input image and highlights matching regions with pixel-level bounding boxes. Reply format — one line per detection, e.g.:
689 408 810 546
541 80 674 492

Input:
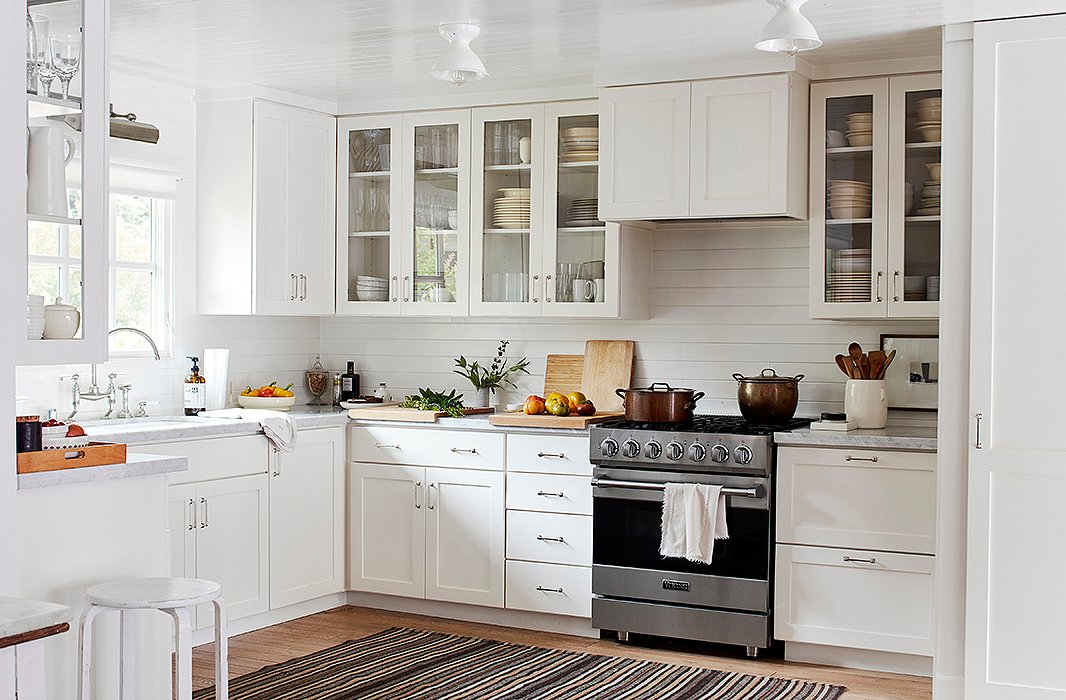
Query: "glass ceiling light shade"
429 21 488 86
754 0 822 56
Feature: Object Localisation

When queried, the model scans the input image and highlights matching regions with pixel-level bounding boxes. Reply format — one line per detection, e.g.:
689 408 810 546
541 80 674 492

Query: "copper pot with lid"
733 368 804 425
615 382 705 423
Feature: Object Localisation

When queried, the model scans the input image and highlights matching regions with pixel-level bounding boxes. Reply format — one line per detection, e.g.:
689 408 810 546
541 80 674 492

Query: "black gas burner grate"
596 414 813 436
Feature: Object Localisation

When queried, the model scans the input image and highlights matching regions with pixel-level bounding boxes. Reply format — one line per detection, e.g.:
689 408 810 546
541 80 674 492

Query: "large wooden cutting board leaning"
346 405 494 423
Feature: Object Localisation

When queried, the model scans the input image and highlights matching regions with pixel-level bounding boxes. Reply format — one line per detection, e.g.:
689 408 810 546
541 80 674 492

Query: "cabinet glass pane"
901 88 941 302
824 94 874 304
413 124 459 304
482 119 532 303
345 127 393 304
554 114 606 304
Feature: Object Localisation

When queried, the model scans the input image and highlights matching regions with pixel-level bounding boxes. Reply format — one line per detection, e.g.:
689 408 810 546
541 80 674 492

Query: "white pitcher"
27 125 75 217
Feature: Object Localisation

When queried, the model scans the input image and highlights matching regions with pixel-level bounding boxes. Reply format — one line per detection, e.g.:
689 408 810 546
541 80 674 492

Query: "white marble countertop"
0 596 71 641
774 424 938 451
17 452 189 490
349 413 590 435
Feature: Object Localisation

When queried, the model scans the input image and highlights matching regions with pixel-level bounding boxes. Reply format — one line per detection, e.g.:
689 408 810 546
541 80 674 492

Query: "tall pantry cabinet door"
293 108 337 314
598 83 691 220
348 463 426 598
252 101 300 314
425 468 505 608
967 15 1066 699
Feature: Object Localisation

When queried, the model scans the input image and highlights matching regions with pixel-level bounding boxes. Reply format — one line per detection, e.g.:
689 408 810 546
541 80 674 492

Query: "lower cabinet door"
168 484 198 624
348 462 426 598
194 474 270 627
425 467 505 607
505 560 591 617
774 544 934 656
269 428 345 609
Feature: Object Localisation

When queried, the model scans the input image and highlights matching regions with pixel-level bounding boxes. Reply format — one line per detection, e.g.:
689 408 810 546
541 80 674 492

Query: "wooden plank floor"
192 605 931 700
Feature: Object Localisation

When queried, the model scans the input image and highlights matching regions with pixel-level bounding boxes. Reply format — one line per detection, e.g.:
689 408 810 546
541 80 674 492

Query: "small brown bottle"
184 356 206 416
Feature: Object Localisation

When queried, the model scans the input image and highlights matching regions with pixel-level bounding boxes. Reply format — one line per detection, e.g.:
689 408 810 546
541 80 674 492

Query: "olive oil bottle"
184 356 206 416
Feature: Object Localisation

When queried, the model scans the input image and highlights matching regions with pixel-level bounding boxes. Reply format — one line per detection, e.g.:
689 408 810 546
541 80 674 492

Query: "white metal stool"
77 577 228 700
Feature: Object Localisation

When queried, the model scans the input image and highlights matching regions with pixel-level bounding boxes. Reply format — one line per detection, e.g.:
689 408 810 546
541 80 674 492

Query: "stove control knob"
621 439 640 458
710 443 730 463
599 438 619 458
689 443 707 462
733 444 754 465
644 440 662 459
665 442 684 461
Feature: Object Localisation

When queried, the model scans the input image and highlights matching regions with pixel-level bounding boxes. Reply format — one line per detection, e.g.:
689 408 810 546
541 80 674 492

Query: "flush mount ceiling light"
429 21 488 86
754 0 822 56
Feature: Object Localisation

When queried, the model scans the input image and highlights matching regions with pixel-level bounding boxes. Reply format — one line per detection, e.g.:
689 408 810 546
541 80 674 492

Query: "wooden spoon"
868 350 886 379
848 342 864 378
835 354 854 378
859 353 871 379
878 349 897 379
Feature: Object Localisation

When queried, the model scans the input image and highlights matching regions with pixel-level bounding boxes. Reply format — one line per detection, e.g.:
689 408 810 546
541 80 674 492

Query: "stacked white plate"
560 127 598 163
565 198 602 227
845 112 873 147
905 182 915 214
355 275 389 302
904 275 927 301
926 275 940 301
827 271 872 302
915 97 942 142
827 179 872 219
492 188 531 229
831 248 872 274
916 181 940 216
27 295 44 340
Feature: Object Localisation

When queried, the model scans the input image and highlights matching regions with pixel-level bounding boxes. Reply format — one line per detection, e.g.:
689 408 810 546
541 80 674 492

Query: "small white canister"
42 297 80 339
844 379 888 429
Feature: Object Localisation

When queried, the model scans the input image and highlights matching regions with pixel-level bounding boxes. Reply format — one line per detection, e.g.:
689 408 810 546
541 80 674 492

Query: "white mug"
27 125 75 217
844 379 888 429
572 278 594 302
519 137 531 164
593 278 605 302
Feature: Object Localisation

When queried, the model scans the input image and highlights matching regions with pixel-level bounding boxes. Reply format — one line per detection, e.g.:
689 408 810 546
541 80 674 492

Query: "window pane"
113 269 151 336
28 223 59 256
28 264 60 302
68 190 81 219
68 226 81 258
114 195 152 263
68 266 82 310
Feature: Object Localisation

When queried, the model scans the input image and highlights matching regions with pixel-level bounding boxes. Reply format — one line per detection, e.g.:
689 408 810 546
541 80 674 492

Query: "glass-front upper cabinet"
20 0 107 363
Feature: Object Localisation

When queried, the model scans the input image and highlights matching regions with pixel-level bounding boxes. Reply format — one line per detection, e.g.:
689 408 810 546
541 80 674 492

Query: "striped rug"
193 627 846 699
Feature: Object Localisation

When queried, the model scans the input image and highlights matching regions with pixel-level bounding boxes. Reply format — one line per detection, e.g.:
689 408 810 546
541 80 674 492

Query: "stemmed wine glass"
50 33 81 100
30 14 52 97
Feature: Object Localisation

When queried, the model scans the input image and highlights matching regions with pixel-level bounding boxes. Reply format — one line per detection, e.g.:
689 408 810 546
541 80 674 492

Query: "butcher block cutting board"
488 411 623 429
347 405 494 422
581 340 635 412
543 354 584 396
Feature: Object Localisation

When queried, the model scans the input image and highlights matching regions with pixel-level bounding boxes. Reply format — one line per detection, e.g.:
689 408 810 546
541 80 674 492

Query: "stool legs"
165 607 193 700
212 598 229 700
119 610 136 700
77 605 103 700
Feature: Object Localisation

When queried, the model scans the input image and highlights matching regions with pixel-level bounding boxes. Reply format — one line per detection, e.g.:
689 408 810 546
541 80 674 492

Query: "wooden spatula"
878 349 897 379
868 350 886 380
835 354 854 378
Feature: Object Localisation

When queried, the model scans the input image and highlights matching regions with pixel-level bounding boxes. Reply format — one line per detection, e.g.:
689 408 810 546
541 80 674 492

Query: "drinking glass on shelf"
380 188 389 229
352 186 365 230
26 12 37 93
30 14 52 97
415 192 426 228
507 123 521 165
491 123 505 166
431 128 443 169
368 186 380 231
415 132 426 170
50 33 81 100
447 125 459 168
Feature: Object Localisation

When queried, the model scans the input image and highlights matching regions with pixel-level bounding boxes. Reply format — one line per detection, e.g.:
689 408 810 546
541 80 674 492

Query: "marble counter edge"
83 410 351 444
774 429 938 451
0 597 72 641
17 453 189 490
349 416 590 435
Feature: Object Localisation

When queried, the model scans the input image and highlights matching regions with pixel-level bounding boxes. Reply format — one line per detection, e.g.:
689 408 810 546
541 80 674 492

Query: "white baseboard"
345 591 598 639
785 642 933 677
192 592 348 646
933 673 964 700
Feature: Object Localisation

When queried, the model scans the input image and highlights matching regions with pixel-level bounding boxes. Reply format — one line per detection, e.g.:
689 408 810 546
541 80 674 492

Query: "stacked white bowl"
27 295 45 340
827 179 872 219
845 112 873 146
355 275 389 302
916 97 942 142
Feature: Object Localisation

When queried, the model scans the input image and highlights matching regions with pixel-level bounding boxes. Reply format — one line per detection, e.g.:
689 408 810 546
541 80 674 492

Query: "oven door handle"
591 477 762 499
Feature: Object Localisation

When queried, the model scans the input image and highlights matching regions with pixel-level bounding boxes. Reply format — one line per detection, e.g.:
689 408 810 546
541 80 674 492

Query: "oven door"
591 466 771 613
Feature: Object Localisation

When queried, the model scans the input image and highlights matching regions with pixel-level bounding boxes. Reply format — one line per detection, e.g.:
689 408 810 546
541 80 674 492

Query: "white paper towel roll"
203 347 230 410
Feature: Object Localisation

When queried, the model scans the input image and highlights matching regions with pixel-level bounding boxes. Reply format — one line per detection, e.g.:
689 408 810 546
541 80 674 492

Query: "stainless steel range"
588 414 810 658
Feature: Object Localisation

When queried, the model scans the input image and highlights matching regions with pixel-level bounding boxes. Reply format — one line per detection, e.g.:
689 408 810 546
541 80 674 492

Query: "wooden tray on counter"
346 406 495 423
488 411 623 429
16 442 128 474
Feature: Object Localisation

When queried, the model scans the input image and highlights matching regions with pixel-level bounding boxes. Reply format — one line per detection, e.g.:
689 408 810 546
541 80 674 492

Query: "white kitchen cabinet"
505 472 592 515
599 74 807 221
505 560 592 618
505 434 593 475
268 427 345 609
505 510 592 567
809 74 941 320
348 462 425 598
348 425 504 470
197 98 336 315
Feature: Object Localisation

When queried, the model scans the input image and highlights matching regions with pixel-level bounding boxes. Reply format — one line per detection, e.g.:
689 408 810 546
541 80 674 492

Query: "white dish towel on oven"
659 483 729 565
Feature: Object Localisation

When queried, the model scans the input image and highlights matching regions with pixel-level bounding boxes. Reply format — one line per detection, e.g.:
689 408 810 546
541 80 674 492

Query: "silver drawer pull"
536 586 564 594
844 455 878 463
187 498 196 530
537 490 565 498
537 535 566 543
842 556 877 564
450 447 478 454
537 452 565 459
375 443 401 449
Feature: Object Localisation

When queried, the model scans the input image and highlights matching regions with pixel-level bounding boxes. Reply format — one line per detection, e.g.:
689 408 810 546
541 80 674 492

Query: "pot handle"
683 391 706 411
793 373 805 384
732 373 745 383
615 388 628 399
760 368 778 377
646 382 674 391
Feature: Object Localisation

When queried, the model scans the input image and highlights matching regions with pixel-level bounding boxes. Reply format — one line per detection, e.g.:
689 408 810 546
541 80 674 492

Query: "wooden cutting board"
582 340 635 412
543 354 584 396
488 411 623 429
17 442 128 474
347 406 494 422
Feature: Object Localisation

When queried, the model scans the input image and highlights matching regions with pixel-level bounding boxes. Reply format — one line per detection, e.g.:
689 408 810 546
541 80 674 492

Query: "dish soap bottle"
184 356 206 416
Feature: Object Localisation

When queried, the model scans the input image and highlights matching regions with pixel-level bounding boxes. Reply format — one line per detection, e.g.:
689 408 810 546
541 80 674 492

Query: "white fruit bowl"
237 395 296 411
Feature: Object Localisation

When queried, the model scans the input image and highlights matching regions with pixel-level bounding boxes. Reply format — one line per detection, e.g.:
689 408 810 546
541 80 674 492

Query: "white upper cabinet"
599 74 807 221
197 99 337 315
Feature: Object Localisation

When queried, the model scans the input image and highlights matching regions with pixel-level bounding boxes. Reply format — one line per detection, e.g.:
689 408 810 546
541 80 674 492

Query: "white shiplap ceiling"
48 0 1066 111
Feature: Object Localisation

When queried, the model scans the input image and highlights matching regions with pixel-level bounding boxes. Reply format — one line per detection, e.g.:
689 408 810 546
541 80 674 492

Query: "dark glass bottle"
340 361 360 403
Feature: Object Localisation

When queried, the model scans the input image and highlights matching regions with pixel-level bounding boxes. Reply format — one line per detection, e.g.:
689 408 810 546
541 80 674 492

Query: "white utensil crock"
27 125 75 217
844 379 888 429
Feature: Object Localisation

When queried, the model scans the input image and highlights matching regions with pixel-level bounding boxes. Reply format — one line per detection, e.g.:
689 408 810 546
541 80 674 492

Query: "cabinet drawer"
777 447 936 554
506 511 591 566
505 560 591 618
506 473 591 515
349 426 504 470
506 434 592 475
157 434 270 485
774 544 934 656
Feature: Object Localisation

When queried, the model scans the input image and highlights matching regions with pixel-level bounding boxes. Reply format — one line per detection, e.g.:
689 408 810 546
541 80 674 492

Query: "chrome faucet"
65 328 162 420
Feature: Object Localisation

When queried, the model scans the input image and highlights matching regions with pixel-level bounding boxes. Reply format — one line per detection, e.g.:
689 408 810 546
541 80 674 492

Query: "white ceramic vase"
472 387 491 408
844 379 888 429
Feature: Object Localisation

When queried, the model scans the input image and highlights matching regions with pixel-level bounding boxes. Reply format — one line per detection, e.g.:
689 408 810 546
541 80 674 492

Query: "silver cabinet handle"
537 452 565 459
375 443 401 449
976 412 983 449
403 275 410 303
875 271 883 303
271 446 280 477
414 480 422 509
536 586 564 594
532 274 539 303
892 270 900 302
200 497 208 529
290 273 297 301
187 498 196 530
299 274 307 301
545 274 553 302
845 455 878 463
450 447 478 454
537 535 566 543
391 275 398 303
428 482 437 510
537 491 565 498
843 556 877 564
